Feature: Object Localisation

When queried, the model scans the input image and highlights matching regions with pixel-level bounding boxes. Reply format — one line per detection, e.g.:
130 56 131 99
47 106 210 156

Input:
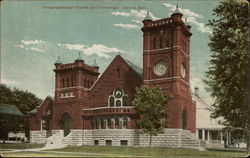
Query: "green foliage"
205 0 249 129
132 86 169 146
0 84 42 140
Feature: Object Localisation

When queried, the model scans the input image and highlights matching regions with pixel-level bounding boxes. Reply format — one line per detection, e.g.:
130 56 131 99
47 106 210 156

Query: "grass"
0 143 44 149
47 145 248 157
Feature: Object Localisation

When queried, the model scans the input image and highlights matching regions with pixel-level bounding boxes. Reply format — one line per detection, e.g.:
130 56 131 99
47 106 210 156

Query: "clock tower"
141 8 196 132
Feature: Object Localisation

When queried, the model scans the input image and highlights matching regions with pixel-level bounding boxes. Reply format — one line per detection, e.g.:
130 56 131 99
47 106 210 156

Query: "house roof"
0 104 23 116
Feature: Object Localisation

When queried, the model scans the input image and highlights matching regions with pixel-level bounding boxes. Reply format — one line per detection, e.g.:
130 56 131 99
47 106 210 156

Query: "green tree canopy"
0 84 42 141
204 0 249 149
132 86 169 147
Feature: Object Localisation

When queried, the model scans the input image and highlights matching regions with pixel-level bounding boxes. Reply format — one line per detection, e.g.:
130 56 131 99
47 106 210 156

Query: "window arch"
182 110 187 130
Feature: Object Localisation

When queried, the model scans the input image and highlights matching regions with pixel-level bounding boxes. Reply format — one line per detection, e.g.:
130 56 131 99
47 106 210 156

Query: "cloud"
163 3 204 19
113 23 138 29
187 17 212 34
163 3 211 34
16 39 47 52
58 43 85 51
111 11 131 17
58 43 124 58
111 9 159 30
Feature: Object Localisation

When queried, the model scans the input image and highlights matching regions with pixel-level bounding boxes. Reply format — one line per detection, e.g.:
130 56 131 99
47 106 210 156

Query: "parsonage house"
29 8 204 149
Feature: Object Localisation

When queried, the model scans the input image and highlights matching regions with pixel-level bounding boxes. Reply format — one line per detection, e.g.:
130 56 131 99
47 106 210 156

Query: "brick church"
29 7 201 148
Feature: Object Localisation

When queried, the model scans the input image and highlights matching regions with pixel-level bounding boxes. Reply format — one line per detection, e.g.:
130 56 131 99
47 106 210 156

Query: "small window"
71 77 74 86
105 140 112 146
94 140 99 145
62 79 65 88
115 117 119 129
93 118 98 129
117 68 120 78
198 130 202 139
123 117 128 129
120 140 128 146
107 118 111 129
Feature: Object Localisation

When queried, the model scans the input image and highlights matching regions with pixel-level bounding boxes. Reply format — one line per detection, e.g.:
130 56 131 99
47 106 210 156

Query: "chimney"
194 87 199 96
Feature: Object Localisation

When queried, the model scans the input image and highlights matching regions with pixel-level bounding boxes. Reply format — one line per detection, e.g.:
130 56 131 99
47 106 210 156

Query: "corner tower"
141 7 195 132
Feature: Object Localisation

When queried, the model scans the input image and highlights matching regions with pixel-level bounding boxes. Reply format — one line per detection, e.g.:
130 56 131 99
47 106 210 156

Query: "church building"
29 7 202 148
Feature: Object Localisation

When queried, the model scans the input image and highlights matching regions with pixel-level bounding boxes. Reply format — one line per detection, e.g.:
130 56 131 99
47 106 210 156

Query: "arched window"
182 110 187 130
107 118 111 129
123 117 128 129
122 95 128 106
101 118 105 129
109 96 115 107
93 118 98 129
71 77 74 86
115 117 119 129
62 79 65 88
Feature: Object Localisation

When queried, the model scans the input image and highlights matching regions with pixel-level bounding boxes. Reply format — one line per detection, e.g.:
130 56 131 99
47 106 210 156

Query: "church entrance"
61 113 71 137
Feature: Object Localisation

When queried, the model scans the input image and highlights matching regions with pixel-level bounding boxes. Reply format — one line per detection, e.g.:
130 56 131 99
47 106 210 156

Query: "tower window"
71 77 74 86
160 37 163 48
67 78 69 87
84 78 86 87
62 79 65 88
153 38 156 49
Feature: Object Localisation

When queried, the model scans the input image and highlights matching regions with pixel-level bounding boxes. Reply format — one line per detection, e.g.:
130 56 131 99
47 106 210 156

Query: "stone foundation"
30 129 204 149
30 130 47 144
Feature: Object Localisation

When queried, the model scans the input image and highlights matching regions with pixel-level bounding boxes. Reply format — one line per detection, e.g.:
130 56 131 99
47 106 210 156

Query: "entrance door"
62 113 71 137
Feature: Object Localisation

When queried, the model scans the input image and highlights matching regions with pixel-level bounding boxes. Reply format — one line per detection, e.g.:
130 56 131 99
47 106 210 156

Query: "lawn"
0 144 248 157
47 145 247 157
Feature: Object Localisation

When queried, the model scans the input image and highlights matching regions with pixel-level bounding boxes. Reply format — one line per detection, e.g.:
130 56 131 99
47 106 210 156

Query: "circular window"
153 61 167 76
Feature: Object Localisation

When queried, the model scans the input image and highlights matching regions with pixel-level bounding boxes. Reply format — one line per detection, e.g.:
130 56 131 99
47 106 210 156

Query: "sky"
1 0 220 104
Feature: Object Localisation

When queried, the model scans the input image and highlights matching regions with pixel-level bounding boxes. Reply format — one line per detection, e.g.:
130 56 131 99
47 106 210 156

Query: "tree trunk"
149 133 152 147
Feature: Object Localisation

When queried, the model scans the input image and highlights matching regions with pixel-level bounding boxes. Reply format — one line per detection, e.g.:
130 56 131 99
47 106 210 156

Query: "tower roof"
75 52 84 62
172 5 183 16
143 11 152 21
55 56 62 64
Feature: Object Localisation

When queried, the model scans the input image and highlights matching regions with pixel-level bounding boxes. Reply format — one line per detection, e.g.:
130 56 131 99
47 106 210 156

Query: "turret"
171 5 183 23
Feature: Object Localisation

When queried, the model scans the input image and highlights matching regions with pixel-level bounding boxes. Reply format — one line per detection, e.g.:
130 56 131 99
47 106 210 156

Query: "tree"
204 0 249 152
0 84 42 140
132 86 169 147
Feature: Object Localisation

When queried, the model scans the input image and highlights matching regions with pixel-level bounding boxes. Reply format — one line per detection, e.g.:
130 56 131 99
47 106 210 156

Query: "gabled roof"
123 56 143 77
0 104 23 116
29 96 54 114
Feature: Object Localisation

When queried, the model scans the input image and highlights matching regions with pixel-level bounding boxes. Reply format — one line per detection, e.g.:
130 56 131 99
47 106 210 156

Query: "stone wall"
30 130 47 144
62 129 83 146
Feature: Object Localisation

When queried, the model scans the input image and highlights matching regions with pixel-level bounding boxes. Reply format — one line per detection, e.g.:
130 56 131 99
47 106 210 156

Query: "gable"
88 55 143 108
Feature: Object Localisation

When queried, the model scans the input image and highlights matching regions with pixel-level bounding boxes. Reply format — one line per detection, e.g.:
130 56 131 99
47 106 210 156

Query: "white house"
193 87 226 148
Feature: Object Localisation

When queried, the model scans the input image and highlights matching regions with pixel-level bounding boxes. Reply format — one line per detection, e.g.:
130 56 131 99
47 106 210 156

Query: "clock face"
153 61 167 76
181 63 186 78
